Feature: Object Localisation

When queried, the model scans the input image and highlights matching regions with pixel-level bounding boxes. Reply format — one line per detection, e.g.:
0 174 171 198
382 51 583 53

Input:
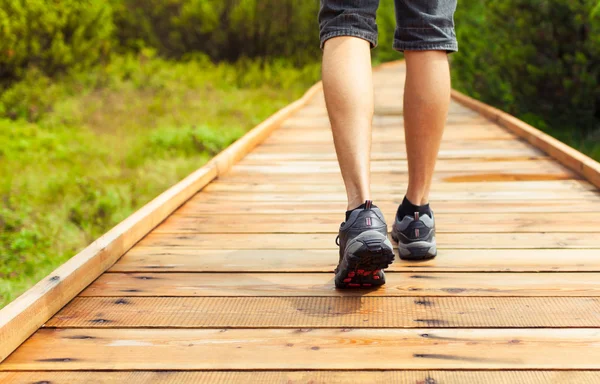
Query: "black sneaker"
391 209 437 260
334 200 395 289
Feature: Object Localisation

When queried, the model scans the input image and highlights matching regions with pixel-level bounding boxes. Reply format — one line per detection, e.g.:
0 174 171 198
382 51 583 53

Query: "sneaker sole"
391 233 437 261
335 231 395 289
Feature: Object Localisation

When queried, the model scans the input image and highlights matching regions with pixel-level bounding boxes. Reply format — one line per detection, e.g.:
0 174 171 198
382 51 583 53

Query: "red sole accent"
339 269 382 288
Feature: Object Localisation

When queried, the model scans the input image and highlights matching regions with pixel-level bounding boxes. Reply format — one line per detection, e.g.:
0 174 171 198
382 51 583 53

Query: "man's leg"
319 1 394 289
403 51 451 205
390 0 457 260
322 37 373 210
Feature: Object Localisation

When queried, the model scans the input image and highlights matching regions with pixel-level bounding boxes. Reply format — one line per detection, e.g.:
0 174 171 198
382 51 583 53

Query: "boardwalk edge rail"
451 90 600 189
0 80 323 363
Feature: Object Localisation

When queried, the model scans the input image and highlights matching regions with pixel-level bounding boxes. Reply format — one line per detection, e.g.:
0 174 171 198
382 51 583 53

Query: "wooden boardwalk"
2 62 600 383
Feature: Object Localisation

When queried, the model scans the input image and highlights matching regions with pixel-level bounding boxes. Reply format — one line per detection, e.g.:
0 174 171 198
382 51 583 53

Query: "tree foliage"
0 0 113 83
452 0 600 138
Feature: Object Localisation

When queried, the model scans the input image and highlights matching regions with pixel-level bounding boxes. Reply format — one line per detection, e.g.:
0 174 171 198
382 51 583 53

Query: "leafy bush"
0 0 113 86
0 0 399 86
111 0 321 65
111 0 400 64
452 0 599 147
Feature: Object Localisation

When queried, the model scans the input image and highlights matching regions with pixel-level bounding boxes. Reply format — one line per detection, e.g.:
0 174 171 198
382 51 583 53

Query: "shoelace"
335 221 344 246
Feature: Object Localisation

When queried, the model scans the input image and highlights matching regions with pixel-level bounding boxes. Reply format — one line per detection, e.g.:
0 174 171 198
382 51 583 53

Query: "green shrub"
111 0 399 64
111 0 321 65
452 0 599 145
0 0 113 86
0 68 64 121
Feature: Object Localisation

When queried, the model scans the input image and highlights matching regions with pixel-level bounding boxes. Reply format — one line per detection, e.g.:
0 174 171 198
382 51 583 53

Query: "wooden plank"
2 371 600 384
155 212 600 234
47 297 600 328
138 232 600 249
0 370 600 384
231 159 568 174
190 190 597 203
203 180 594 193
281 116 500 125
452 89 600 189
268 127 515 142
80 272 600 297
215 170 579 183
0 74 324 363
256 138 537 151
180 199 600 214
276 126 513 137
279 117 494 130
247 147 544 161
3 328 600 370
111 249 600 273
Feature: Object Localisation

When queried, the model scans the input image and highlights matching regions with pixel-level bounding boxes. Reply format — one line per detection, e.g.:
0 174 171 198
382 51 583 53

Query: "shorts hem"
320 30 378 50
393 41 458 53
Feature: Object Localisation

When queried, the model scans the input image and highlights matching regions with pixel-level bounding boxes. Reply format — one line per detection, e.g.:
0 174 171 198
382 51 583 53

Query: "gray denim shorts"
319 0 458 52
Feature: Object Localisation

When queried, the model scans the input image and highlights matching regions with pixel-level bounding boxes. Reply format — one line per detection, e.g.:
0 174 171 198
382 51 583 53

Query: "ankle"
405 190 429 206
347 195 370 211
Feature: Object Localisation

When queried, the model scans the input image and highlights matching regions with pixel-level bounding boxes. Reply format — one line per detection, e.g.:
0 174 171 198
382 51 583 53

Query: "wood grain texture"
3 371 600 384
230 159 570 175
265 127 516 142
203 180 594 192
179 199 600 214
138 232 600 249
190 188 596 202
246 146 544 160
111 248 600 273
155 212 600 233
214 170 578 184
47 297 600 328
4 328 600 370
80 272 600 297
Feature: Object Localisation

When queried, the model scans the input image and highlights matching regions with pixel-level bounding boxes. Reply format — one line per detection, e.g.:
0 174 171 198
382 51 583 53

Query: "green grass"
0 51 320 308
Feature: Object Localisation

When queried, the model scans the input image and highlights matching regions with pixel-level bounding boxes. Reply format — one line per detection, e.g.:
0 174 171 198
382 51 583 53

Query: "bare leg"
403 50 451 205
322 36 374 210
